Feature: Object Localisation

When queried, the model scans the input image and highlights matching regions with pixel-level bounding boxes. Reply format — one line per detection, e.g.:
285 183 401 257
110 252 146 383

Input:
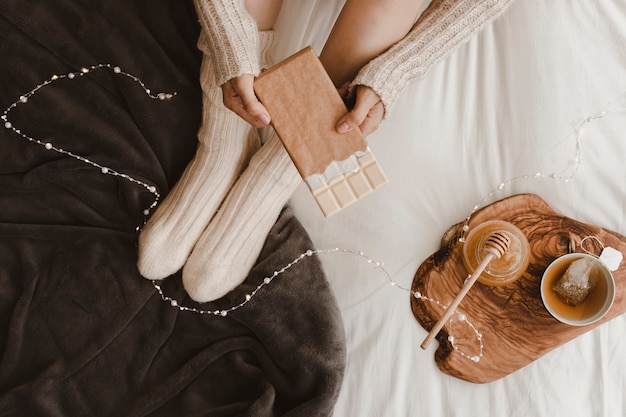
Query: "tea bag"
552 257 598 305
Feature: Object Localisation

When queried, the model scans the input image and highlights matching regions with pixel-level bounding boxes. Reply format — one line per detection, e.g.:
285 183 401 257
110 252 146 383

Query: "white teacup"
540 253 615 326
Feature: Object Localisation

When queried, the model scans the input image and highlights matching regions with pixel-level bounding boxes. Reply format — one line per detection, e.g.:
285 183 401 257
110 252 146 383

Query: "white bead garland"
458 103 625 243
5 65 624 364
151 247 484 361
1 64 175 227
153 247 321 316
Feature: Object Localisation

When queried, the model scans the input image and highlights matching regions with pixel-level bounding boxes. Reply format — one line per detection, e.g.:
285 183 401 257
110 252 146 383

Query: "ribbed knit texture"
183 131 301 302
258 28 275 70
136 31 275 280
354 0 514 114
148 0 513 297
192 0 512 114
193 0 260 86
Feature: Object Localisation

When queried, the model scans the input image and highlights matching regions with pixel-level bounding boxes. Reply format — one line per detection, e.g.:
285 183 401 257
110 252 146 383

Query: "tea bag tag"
599 246 623 271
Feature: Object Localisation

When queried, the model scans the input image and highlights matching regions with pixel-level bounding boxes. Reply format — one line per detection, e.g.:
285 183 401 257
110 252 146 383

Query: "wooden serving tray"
411 194 626 383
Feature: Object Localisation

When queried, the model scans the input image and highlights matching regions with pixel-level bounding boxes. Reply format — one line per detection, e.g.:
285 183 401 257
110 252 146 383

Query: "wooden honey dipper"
421 231 511 349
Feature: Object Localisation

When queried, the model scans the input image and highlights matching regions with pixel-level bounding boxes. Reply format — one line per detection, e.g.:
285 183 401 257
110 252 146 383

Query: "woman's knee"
244 0 283 30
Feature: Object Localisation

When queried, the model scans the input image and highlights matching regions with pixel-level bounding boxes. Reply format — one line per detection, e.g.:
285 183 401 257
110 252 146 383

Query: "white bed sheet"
273 1 626 416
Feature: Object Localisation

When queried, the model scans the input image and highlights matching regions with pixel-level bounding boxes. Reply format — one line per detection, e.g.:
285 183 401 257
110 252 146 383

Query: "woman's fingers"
222 77 384 136
359 100 385 136
222 74 271 128
336 86 383 136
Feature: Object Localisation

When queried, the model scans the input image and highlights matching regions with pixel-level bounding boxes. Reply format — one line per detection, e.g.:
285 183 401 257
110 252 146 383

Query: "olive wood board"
411 194 626 383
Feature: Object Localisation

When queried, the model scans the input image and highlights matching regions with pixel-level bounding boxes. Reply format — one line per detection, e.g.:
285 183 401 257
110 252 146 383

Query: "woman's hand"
222 75 383 136
221 74 271 128
336 85 384 137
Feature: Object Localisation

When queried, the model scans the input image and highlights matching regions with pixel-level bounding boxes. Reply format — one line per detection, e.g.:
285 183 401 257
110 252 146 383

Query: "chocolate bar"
253 46 388 217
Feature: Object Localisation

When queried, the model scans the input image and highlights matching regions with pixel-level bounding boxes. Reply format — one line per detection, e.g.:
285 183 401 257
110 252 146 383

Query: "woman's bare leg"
320 0 425 87
244 0 283 31
322 0 425 135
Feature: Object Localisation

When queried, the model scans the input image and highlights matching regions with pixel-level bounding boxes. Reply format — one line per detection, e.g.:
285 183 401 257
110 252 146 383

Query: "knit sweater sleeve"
194 0 260 86
353 0 514 115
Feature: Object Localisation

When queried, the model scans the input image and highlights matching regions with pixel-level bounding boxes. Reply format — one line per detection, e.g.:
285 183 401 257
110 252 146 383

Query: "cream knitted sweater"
194 0 514 113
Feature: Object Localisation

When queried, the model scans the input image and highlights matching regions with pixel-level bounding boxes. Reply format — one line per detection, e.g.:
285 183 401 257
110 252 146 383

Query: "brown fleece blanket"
0 1 346 415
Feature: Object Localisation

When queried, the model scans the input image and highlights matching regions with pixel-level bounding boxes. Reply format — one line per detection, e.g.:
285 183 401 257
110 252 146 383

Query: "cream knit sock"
182 131 301 302
136 31 275 280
